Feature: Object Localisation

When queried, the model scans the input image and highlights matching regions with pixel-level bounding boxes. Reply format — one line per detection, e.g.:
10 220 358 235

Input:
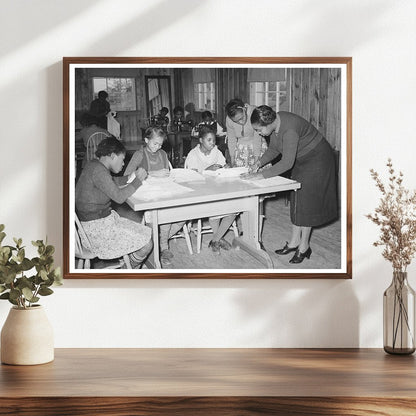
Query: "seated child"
171 106 192 132
150 107 169 131
124 127 184 265
75 137 152 269
192 110 227 161
185 125 237 254
192 110 226 138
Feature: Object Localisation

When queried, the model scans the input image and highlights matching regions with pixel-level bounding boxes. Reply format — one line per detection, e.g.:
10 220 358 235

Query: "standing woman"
243 106 338 264
225 98 268 168
76 137 153 268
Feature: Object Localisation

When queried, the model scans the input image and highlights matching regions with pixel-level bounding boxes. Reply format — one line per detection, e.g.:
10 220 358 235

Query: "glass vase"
383 271 415 355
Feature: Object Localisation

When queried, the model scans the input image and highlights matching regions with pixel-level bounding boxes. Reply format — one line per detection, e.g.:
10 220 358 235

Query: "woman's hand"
206 164 223 171
249 160 261 173
149 168 170 178
135 167 148 182
240 172 263 180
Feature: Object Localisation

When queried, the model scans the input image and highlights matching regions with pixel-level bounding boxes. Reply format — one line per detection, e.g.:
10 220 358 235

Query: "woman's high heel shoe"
289 247 312 264
275 242 299 255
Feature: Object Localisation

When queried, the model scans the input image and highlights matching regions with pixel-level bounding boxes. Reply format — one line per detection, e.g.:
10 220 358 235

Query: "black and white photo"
63 57 352 279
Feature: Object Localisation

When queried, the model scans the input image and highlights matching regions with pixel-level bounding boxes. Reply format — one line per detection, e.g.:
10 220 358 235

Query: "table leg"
149 210 162 269
232 196 274 269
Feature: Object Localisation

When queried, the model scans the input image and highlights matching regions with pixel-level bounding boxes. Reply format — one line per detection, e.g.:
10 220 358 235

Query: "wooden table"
127 175 300 269
1 348 415 415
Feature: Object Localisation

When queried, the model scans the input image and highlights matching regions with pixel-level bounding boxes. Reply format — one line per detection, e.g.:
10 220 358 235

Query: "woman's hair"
98 90 108 99
199 124 216 139
173 105 184 115
201 111 213 121
144 126 167 141
160 107 169 114
250 105 277 126
95 136 125 158
225 98 245 118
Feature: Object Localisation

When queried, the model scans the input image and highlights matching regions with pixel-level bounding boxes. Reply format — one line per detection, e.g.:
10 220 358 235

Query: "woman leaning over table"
242 106 337 264
75 137 153 268
225 98 268 168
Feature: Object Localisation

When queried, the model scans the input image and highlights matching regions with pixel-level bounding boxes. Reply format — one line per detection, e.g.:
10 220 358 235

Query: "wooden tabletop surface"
1 348 415 415
1 348 415 397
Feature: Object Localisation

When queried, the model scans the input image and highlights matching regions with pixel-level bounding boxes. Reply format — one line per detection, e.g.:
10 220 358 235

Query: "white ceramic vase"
1 305 54 365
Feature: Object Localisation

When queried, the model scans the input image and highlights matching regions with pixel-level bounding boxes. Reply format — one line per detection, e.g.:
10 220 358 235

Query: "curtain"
148 78 159 101
159 79 170 110
173 69 184 108
192 68 215 83
247 68 286 82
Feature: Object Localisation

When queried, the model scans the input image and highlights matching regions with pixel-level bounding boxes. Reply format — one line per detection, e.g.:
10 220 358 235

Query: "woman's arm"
260 129 299 178
93 164 142 204
258 132 281 167
124 150 144 176
226 117 237 165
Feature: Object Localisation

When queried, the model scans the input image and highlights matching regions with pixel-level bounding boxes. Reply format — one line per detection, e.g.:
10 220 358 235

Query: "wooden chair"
85 131 110 162
191 217 239 254
142 211 194 255
74 213 132 269
169 223 194 255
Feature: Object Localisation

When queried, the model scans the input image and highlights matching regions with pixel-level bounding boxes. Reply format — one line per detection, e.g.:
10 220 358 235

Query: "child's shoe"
218 238 231 250
208 240 221 254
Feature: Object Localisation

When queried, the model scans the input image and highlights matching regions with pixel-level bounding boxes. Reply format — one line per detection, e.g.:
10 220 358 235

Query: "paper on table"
243 176 296 188
203 167 249 178
169 168 205 183
131 178 194 201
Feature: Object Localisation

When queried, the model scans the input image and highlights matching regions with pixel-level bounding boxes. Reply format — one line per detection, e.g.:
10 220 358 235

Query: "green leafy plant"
0 224 62 309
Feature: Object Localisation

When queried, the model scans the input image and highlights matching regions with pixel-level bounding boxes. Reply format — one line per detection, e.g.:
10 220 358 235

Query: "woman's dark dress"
259 111 337 227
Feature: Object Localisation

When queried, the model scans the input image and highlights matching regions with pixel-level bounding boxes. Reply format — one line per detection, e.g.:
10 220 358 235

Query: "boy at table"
185 125 236 253
124 127 185 266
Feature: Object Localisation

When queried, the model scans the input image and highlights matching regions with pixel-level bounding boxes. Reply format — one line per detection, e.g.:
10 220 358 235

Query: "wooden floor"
92 195 341 271
158 195 341 270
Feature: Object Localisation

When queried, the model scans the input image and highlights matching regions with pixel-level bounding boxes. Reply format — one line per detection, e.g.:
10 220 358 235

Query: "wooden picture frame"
63 57 352 279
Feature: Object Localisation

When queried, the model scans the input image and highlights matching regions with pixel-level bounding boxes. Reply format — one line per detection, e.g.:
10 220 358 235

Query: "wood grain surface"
1 348 414 415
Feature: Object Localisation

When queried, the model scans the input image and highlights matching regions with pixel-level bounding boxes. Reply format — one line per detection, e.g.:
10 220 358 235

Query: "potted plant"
0 224 62 365
367 159 416 354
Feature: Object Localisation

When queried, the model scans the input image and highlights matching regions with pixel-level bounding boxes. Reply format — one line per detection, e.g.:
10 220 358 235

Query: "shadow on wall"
291 0 394 51
1 0 102 57
46 0 204 263
233 280 359 348
78 0 203 56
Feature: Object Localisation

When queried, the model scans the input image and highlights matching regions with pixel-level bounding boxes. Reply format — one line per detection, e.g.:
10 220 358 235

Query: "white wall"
1 0 415 348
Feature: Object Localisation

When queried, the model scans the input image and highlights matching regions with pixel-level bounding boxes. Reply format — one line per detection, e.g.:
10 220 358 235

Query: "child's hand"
135 167 148 182
150 168 170 178
206 164 223 171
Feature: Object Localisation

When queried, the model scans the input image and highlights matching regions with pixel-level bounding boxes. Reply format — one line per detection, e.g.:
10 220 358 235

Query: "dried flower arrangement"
366 159 416 272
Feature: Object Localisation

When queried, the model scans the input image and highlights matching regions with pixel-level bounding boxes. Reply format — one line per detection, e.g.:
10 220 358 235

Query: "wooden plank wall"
75 67 341 149
216 68 248 126
290 68 341 150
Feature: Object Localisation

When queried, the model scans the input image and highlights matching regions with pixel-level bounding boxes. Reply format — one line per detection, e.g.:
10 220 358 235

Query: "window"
93 77 136 111
194 82 215 111
249 81 288 111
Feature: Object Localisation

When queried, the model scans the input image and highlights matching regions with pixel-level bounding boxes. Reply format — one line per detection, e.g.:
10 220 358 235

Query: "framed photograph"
63 57 352 279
